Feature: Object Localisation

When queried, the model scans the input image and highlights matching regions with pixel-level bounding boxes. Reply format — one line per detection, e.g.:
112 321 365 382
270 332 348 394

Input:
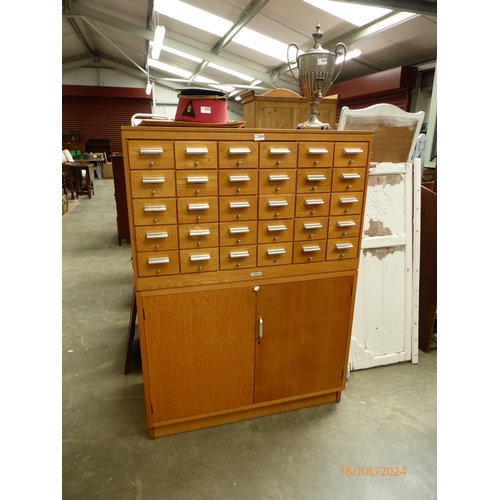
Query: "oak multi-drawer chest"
121 125 372 439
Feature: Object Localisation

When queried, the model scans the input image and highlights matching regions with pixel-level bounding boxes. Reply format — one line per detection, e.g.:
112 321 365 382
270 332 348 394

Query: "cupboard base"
150 390 342 439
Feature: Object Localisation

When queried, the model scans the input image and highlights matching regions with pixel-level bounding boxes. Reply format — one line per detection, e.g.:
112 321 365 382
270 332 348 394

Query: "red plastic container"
174 88 228 123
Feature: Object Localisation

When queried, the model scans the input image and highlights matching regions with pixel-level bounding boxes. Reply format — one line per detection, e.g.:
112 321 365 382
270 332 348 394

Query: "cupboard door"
254 275 354 403
142 287 256 422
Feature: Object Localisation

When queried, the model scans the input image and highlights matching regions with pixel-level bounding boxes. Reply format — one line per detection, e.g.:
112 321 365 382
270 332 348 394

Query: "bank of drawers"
127 138 368 276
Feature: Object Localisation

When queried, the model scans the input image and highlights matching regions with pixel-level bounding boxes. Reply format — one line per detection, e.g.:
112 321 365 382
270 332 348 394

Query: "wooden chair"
337 103 425 163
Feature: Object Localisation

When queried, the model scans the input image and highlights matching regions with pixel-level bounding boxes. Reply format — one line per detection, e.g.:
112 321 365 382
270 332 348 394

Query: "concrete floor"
62 179 437 499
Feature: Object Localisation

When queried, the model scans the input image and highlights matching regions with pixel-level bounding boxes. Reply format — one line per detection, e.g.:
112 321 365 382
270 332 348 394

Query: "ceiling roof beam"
62 2 277 87
170 0 269 84
212 0 270 55
271 11 419 78
335 0 436 16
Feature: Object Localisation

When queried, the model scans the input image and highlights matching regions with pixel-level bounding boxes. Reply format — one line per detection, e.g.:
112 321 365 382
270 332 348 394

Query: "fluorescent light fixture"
303 0 391 26
152 25 166 59
146 82 152 95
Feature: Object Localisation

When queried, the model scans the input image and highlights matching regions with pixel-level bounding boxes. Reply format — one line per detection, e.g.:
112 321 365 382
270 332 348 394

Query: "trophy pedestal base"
297 105 331 130
297 121 331 130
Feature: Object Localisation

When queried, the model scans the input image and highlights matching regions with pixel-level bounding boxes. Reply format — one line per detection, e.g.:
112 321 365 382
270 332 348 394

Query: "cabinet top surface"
121 126 373 142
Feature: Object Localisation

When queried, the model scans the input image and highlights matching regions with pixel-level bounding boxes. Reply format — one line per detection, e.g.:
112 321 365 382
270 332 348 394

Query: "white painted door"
349 160 421 371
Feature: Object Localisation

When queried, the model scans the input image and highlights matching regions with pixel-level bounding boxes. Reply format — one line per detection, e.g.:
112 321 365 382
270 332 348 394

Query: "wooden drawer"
179 249 219 273
259 142 297 169
219 221 257 246
330 193 363 216
135 225 178 252
334 142 369 167
133 198 177 225
177 197 219 224
293 240 326 264
257 242 293 267
328 215 362 239
293 217 328 241
137 251 179 277
331 168 366 192
295 194 330 218
176 170 218 197
298 142 334 168
258 169 297 195
219 245 257 270
326 238 359 261
219 169 258 196
257 219 294 244
130 170 176 198
296 169 332 193
175 141 217 169
218 141 259 169
219 196 258 222
128 140 174 169
178 223 219 249
258 194 295 220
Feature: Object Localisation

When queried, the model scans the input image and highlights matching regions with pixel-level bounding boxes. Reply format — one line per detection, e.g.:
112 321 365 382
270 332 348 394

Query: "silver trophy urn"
287 24 347 129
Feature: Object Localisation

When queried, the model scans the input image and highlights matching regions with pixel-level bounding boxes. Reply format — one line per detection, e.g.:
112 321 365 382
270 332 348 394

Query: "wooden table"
70 162 95 198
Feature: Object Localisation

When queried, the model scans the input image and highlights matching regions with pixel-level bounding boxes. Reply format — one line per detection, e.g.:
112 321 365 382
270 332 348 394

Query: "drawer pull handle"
186 147 209 154
230 251 250 259
144 205 167 212
140 147 163 155
142 176 165 183
306 174 327 182
339 197 359 204
267 225 287 232
305 199 325 206
189 229 211 237
307 148 329 154
229 201 251 209
341 173 361 179
146 232 168 239
267 200 288 207
229 227 250 234
266 248 286 255
337 220 356 228
335 243 354 250
188 203 210 210
190 254 211 262
148 257 170 265
229 147 251 154
303 222 323 230
343 148 364 154
259 317 263 338
187 176 209 183
302 245 322 253
269 148 291 155
229 175 251 182
268 174 290 181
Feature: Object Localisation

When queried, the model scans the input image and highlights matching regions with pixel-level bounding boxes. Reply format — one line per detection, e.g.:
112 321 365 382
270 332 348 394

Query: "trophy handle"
287 43 301 89
330 42 347 85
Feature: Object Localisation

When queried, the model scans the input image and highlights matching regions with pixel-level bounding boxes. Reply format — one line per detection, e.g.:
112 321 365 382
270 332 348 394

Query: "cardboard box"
102 162 113 179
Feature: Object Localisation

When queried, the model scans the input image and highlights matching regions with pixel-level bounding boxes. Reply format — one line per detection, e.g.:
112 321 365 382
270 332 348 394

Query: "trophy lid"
305 23 329 55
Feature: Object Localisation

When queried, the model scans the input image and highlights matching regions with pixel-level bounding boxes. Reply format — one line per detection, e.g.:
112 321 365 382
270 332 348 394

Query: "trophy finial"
312 23 323 49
